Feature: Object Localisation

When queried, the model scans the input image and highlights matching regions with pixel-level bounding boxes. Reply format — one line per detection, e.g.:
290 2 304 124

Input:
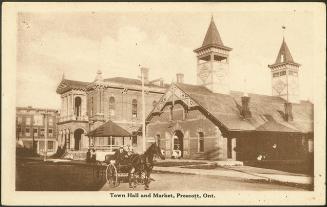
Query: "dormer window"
281 54 284 62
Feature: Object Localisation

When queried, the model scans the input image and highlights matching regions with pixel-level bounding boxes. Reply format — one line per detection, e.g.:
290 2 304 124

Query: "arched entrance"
74 128 84 150
173 130 184 157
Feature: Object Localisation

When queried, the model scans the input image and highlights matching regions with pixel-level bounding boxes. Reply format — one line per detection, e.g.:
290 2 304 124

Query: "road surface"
16 159 306 191
101 172 305 191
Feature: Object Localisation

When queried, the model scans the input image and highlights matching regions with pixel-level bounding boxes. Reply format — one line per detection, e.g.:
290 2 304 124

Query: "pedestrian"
91 148 96 162
86 148 91 162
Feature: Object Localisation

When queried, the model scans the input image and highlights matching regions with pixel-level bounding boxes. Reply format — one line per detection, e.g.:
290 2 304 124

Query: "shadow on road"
16 159 107 191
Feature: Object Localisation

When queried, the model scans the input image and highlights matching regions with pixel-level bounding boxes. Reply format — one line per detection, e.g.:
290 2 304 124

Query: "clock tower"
193 16 232 94
268 38 300 103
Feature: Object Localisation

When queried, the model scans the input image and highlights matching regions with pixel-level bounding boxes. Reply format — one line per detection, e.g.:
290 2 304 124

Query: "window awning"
86 120 132 137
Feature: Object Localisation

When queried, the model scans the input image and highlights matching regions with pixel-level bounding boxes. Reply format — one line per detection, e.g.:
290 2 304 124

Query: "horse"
128 142 165 190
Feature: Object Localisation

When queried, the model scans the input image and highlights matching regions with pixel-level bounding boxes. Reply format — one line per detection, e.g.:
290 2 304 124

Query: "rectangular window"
17 117 22 124
40 128 45 137
198 132 204 152
33 128 38 136
132 136 137 145
280 71 286 76
48 129 53 137
48 141 54 151
132 99 138 118
273 72 279 77
25 128 30 136
26 117 31 125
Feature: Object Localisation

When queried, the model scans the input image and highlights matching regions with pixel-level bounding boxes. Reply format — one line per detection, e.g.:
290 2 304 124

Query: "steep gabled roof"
152 83 313 135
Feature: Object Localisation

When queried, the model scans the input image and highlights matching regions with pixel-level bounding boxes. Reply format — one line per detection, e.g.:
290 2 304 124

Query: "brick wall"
146 103 228 160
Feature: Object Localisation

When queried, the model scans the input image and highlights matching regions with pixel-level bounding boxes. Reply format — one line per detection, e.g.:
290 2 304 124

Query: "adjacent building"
56 68 167 158
16 106 60 156
145 17 313 161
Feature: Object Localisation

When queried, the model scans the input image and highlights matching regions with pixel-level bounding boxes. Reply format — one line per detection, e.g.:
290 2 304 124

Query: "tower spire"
194 16 232 94
268 28 301 103
201 16 224 47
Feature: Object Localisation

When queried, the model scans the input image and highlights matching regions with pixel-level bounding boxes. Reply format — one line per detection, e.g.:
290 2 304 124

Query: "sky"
16 4 318 109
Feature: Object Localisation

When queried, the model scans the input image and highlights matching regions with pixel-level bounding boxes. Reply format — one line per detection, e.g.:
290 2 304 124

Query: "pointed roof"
194 16 232 52
202 16 224 47
86 120 132 137
270 38 300 67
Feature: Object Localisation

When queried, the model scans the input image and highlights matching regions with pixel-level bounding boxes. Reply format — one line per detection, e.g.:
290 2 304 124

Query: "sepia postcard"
1 2 326 206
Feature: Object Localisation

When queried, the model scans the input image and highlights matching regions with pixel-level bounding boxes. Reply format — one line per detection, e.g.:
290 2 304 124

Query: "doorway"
173 130 184 157
74 128 84 150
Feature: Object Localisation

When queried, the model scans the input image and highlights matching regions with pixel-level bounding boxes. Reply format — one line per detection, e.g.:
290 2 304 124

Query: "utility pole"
141 67 146 153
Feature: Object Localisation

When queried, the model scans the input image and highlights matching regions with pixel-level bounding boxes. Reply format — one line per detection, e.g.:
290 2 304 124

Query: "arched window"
198 132 204 152
109 97 115 117
74 97 82 117
132 99 137 118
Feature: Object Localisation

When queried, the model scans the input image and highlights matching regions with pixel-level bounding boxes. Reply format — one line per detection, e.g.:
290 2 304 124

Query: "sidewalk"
153 164 313 187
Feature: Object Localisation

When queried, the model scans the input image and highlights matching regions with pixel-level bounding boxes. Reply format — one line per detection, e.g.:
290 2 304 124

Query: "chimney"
176 73 184 84
140 67 149 84
241 96 251 119
284 102 293 121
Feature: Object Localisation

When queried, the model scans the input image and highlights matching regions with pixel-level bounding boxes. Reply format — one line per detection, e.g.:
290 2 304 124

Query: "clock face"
273 80 286 95
199 64 210 83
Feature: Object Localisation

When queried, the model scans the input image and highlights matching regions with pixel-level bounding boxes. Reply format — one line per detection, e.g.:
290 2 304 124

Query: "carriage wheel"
106 164 119 187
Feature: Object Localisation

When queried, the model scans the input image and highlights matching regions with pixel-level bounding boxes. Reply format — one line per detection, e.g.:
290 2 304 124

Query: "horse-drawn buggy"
87 121 165 190
93 143 165 190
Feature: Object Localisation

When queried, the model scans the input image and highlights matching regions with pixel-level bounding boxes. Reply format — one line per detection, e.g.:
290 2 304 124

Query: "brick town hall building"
56 17 313 161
